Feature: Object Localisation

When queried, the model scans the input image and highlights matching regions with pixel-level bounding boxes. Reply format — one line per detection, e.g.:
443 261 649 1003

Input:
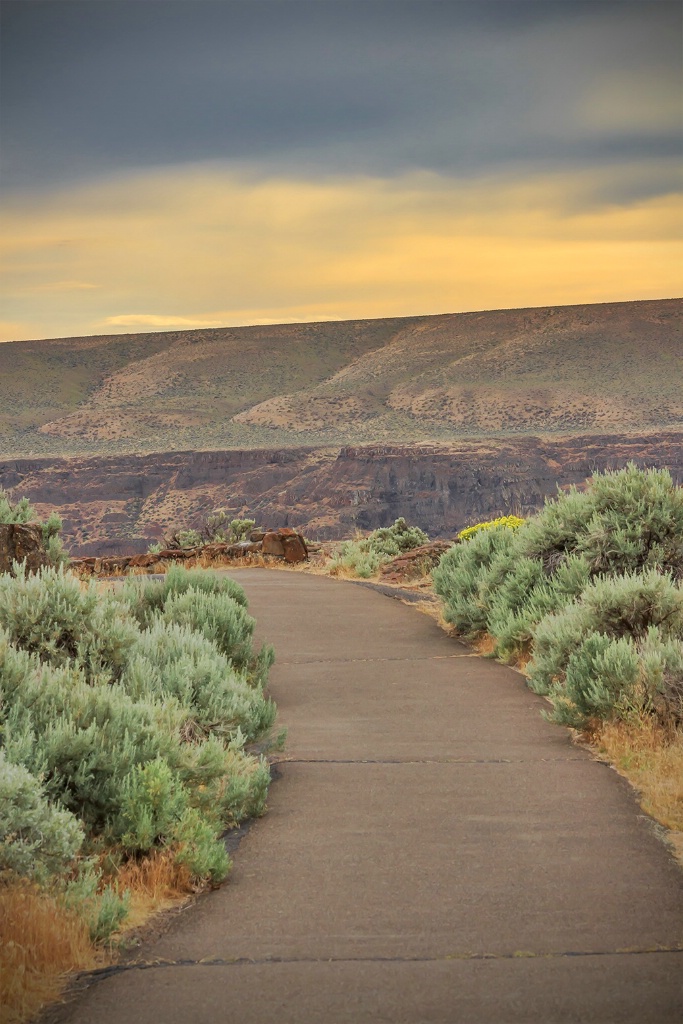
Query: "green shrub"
433 465 683 729
638 627 683 724
173 806 231 883
177 529 203 549
549 633 641 727
60 861 130 942
0 563 138 680
158 589 256 671
432 526 517 637
547 627 683 729
116 758 189 854
121 565 249 627
161 511 259 551
329 518 428 577
0 489 34 524
123 619 276 742
228 518 256 542
0 563 277 890
529 569 683 695
520 464 683 579
0 750 84 881
487 554 591 662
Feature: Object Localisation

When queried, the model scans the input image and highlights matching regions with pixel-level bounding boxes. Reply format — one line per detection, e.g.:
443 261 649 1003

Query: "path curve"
54 570 683 1024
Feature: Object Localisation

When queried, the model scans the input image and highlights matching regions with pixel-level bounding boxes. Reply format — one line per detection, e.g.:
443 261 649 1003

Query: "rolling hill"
1 298 680 458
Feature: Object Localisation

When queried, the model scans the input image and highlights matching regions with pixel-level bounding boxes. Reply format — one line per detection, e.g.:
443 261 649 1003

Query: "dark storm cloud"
1 0 680 193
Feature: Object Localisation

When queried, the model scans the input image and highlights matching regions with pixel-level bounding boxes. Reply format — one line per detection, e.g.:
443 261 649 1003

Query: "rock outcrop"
0 523 49 574
379 541 455 583
70 528 308 576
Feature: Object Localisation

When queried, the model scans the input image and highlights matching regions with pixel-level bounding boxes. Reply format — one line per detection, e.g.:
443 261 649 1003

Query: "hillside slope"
1 299 680 457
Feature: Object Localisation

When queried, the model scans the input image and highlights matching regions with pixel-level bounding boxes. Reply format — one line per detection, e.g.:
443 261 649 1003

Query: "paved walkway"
56 571 682 1023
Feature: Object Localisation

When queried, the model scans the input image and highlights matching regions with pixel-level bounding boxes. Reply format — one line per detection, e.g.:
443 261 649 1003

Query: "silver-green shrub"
329 517 429 577
0 749 84 881
519 464 683 579
0 564 277 902
123 619 276 742
433 465 683 727
529 568 683 696
432 526 517 637
121 565 249 622
0 564 138 679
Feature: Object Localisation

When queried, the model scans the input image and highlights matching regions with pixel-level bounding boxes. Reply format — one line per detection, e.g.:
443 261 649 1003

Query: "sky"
0 0 681 342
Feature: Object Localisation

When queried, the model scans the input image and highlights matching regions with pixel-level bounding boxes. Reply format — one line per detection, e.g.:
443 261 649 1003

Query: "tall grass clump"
329 517 429 578
433 465 683 730
0 562 278 995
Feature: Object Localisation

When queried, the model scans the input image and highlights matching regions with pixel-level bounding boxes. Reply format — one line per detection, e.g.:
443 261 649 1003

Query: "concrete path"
55 571 682 1023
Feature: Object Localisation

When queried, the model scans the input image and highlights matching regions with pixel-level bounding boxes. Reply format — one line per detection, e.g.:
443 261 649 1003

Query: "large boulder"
262 528 308 562
0 523 50 575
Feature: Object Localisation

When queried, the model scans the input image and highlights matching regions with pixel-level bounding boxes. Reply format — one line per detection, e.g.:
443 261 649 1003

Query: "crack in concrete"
277 654 478 665
78 945 683 984
272 756 587 765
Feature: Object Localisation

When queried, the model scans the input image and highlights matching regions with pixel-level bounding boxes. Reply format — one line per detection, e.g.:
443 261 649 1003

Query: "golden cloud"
0 164 680 342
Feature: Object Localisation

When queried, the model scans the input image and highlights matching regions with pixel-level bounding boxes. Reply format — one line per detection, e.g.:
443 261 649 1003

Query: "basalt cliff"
1 433 681 555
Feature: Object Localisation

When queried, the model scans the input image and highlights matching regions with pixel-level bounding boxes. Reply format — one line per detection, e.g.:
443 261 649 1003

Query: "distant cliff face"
1 433 681 555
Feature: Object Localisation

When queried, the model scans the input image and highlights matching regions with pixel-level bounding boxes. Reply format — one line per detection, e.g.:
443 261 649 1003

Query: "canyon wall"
1 433 681 555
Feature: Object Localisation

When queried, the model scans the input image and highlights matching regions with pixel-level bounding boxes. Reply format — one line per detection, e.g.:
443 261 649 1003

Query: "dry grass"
0 852 197 1024
0 881 98 1024
587 718 683 839
108 850 195 934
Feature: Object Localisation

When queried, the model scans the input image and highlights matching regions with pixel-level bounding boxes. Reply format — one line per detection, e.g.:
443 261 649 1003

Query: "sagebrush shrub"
433 465 683 729
432 526 517 636
123 619 275 742
116 758 189 854
638 627 683 724
0 750 83 881
0 489 34 524
0 564 138 680
329 518 429 577
0 489 69 566
158 588 256 670
547 626 683 729
520 464 683 579
549 633 641 726
487 554 591 662
121 565 248 624
529 569 683 696
0 564 277 891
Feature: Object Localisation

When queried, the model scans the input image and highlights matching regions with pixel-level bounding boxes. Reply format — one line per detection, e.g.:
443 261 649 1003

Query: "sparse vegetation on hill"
0 564 278 1021
1 299 680 458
